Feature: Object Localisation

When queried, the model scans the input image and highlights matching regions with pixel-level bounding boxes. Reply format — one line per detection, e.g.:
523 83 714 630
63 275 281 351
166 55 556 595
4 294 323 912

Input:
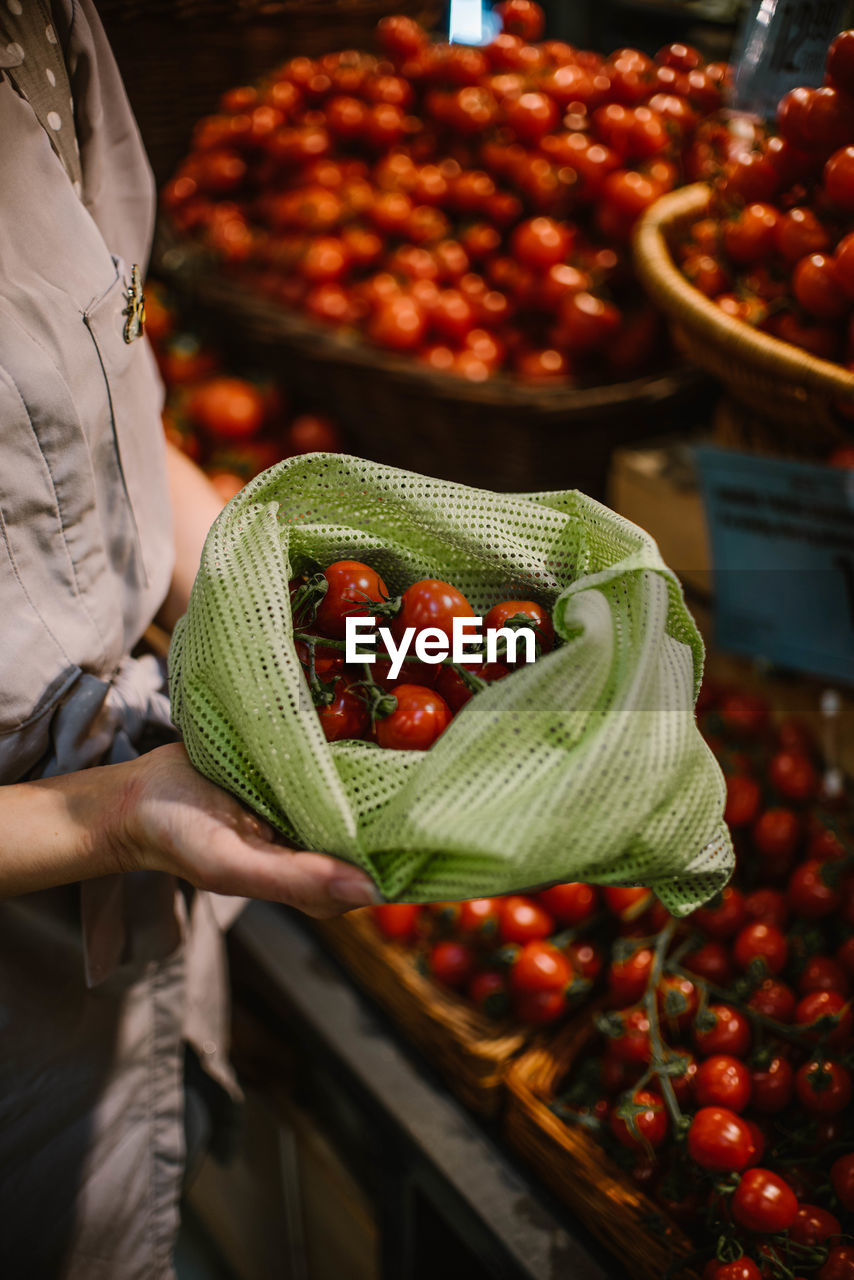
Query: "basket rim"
632 182 854 399
156 222 705 415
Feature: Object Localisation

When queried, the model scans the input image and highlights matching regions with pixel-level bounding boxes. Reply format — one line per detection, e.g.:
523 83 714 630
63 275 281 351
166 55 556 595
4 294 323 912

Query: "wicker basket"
504 1017 698 1280
312 909 531 1118
155 231 707 497
632 182 854 458
98 0 442 184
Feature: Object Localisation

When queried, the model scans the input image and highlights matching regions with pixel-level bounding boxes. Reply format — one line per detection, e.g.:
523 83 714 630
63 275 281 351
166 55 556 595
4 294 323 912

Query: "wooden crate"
504 1017 699 1280
313 909 530 1118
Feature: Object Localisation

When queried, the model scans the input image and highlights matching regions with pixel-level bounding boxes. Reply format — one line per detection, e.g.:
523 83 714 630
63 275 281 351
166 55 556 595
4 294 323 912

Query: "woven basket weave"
632 182 854 457
504 1015 698 1280
313 909 530 1118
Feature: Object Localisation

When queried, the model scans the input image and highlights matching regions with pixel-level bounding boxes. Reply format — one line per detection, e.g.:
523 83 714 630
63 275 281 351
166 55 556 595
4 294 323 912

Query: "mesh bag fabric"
168 453 733 915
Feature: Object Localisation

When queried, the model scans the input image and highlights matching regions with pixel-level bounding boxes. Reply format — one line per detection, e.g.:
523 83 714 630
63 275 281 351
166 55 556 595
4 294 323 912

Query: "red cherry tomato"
831 1152 854 1212
610 1089 667 1150
790 1203 842 1247
748 979 796 1023
683 252 730 298
733 922 788 976
536 882 598 926
457 897 501 939
188 377 266 441
602 886 653 919
694 1004 752 1058
778 85 815 147
751 1054 795 1113
743 887 789 928
834 231 854 299
494 0 545 40
608 1007 651 1065
608 946 653 1006
513 986 568 1023
723 775 762 829
796 1059 852 1114
511 217 572 269
393 579 474 648
511 940 572 993
565 939 603 982
731 1168 798 1233
818 1245 854 1280
427 939 474 988
376 685 452 751
684 941 733 986
688 1106 755 1172
693 885 746 938
499 895 555 944
311 560 388 639
316 675 369 742
295 636 345 680
769 748 819 801
827 29 854 92
799 953 850 995
719 690 769 735
694 1055 752 1112
825 145 854 210
483 600 554 659
367 294 426 352
775 207 830 264
793 254 848 320
372 903 420 941
286 413 341 455
714 1262 762 1280
467 968 509 1017
752 808 801 866
722 204 780 265
794 990 853 1046
788 858 841 918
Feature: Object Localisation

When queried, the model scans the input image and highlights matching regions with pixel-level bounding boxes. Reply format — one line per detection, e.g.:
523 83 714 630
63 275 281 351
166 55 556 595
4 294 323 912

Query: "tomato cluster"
162 6 729 384
363 668 854 1268
677 30 854 394
145 278 342 501
372 884 660 1024
555 681 854 1278
292 558 554 748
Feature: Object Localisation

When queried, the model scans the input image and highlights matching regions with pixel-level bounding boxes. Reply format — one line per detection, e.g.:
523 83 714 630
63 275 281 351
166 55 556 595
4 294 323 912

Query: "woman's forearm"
0 762 130 898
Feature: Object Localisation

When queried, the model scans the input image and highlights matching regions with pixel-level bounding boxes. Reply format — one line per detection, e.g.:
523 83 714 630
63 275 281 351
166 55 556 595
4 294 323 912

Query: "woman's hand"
111 742 380 916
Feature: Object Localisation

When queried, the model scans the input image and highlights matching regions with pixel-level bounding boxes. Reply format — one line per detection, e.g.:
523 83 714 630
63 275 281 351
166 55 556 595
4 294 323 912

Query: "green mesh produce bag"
169 453 733 915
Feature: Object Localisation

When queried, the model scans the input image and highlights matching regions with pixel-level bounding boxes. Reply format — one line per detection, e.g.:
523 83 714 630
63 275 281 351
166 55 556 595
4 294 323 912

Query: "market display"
159 5 732 385
168 452 731 910
674 31 854 370
147 6 854 1276
358 676 853 1274
518 684 853 1278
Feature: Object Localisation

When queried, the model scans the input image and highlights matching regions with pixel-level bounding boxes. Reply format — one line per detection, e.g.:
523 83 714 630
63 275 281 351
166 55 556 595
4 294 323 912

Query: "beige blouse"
0 5 240 1277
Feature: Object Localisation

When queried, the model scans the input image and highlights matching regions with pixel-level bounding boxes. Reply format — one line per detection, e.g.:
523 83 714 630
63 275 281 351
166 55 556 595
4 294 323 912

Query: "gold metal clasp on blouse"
122 264 146 343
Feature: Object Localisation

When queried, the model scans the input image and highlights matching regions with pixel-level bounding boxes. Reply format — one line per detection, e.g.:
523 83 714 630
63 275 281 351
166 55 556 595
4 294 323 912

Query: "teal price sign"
694 445 854 686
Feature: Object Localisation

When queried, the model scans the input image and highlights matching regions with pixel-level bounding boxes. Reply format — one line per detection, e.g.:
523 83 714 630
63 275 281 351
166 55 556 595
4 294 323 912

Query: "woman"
0 3 377 1276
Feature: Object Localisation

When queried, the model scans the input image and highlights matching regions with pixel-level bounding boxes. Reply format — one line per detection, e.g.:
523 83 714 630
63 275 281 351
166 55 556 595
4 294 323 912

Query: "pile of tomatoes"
676 30 854 381
161 1 730 384
554 682 854 1279
291 557 553 749
373 883 655 1025
145 278 342 502
362 668 854 1271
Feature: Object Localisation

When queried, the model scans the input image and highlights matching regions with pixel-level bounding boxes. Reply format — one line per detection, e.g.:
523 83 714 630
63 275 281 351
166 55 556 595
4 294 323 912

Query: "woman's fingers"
198 832 381 917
